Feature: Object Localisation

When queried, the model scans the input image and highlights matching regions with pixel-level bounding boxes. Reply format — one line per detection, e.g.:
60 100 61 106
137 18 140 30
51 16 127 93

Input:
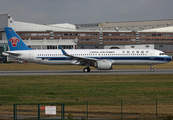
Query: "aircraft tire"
150 68 154 72
83 68 90 72
83 68 88 72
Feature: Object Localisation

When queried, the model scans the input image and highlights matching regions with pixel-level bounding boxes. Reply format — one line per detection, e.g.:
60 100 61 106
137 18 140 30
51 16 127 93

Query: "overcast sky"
0 0 173 24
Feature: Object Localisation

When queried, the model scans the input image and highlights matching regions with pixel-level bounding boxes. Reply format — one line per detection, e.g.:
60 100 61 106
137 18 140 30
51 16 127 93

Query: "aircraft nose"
168 56 172 61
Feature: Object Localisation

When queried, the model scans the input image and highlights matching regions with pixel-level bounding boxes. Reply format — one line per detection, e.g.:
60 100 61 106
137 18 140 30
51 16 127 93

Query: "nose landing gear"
150 64 154 72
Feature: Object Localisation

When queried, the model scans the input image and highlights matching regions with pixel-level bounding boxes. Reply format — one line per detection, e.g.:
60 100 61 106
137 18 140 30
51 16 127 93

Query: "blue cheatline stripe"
37 56 171 62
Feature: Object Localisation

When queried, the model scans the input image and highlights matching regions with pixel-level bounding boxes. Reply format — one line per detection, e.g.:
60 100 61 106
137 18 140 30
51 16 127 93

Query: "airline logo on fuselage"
9 37 20 47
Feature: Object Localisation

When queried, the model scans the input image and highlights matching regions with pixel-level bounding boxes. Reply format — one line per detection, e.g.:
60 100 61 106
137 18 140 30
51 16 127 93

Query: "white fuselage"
3 49 172 66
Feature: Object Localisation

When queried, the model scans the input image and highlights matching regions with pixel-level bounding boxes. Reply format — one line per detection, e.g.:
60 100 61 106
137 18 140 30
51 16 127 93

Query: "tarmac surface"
0 69 173 76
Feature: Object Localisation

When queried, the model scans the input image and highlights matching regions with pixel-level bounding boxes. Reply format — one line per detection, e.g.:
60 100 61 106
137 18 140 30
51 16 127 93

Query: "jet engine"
95 60 113 70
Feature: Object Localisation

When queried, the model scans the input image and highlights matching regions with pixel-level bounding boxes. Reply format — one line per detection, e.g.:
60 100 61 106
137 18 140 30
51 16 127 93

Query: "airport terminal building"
1 14 173 62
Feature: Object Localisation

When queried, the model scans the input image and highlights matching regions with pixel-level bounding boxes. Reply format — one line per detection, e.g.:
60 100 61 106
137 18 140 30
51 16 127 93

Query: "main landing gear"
83 68 90 72
150 64 154 72
83 63 90 72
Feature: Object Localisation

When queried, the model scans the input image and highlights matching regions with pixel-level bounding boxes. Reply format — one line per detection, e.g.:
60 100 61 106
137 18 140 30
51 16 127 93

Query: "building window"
38 33 44 36
140 39 146 41
92 33 98 36
44 33 49 36
140 34 146 37
57 33 61 36
69 33 73 36
152 34 156 36
63 33 68 36
115 39 119 41
131 34 135 36
125 39 130 41
162 34 166 37
18 33 24 36
86 39 91 42
104 39 108 42
167 34 171 37
47 46 57 49
50 37 54 40
79 33 85 36
126 34 130 36
31 33 37 36
131 46 135 48
79 39 85 42
120 34 125 36
25 33 30 36
109 34 114 36
157 34 161 36
115 34 119 36
157 39 161 41
103 33 108 36
92 39 98 42
86 34 91 36
109 39 114 41
75 33 79 36
131 39 136 42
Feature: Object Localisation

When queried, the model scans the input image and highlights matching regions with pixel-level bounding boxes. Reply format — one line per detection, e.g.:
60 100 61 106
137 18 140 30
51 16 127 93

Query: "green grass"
0 75 173 105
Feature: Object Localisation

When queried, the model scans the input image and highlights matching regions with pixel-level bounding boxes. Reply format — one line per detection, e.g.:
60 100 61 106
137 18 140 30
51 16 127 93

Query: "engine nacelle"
96 60 113 70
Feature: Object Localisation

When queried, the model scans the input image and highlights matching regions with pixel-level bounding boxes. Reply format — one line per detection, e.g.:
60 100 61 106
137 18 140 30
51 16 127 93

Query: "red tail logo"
9 37 20 47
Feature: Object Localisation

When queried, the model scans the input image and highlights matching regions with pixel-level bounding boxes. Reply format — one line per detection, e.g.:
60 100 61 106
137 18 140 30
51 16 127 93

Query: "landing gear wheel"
150 68 154 72
83 68 87 72
83 68 90 72
150 65 154 72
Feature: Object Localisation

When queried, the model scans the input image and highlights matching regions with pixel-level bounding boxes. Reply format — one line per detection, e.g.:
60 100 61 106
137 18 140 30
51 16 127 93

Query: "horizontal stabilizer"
2 51 21 56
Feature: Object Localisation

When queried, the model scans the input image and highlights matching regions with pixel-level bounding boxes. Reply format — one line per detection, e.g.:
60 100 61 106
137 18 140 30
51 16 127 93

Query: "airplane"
2 27 172 72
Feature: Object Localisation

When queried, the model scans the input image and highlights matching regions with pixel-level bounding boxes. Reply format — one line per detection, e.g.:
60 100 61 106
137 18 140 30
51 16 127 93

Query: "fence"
13 103 65 120
65 99 173 119
2 99 173 120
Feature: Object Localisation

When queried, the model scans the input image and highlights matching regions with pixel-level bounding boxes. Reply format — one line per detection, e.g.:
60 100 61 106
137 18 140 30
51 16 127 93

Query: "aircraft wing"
59 46 97 66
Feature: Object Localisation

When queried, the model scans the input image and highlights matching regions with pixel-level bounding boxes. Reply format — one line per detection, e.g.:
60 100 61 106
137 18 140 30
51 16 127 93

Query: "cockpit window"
159 53 165 55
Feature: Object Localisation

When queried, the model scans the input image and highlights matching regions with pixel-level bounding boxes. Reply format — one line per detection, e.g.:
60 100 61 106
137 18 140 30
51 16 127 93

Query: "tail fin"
4 27 32 51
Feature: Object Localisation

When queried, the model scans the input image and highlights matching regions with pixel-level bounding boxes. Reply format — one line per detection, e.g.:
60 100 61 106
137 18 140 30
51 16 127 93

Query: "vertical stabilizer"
4 27 32 51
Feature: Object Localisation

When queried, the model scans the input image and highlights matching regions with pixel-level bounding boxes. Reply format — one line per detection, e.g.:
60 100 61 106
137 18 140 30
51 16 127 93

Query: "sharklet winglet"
59 45 69 56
